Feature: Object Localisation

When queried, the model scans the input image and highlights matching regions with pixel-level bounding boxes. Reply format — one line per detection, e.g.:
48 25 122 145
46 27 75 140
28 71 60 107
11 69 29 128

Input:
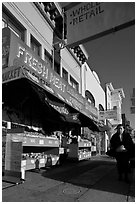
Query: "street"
2 155 135 202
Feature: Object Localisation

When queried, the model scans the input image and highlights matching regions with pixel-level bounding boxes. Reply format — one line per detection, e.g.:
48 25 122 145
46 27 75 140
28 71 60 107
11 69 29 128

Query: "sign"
48 99 69 115
99 110 117 120
2 66 22 83
2 27 98 120
66 2 135 46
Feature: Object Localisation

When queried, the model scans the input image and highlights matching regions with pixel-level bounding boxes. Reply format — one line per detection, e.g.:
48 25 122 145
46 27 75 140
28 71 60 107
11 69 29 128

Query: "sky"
84 25 135 129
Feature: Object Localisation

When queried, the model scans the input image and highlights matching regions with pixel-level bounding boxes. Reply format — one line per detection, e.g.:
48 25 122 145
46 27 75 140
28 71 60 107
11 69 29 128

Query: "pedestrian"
110 124 134 183
124 124 135 169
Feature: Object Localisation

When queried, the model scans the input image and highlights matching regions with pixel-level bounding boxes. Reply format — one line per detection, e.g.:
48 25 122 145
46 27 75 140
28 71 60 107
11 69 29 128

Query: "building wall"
4 2 53 54
61 48 81 91
105 83 125 140
3 2 82 94
81 63 107 154
82 63 106 110
3 2 109 155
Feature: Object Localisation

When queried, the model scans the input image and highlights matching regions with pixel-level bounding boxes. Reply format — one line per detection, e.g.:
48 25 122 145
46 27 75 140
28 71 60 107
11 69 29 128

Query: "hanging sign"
66 2 135 47
99 109 117 120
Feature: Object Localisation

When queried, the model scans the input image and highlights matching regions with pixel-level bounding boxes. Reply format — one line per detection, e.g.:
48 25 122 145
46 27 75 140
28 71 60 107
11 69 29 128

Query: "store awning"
98 125 111 132
2 78 66 130
3 27 100 132
92 120 111 132
30 83 81 125
2 64 99 131
3 79 101 133
2 76 101 132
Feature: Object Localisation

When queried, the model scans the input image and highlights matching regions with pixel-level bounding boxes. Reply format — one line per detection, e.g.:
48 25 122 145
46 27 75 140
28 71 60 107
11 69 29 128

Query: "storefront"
2 27 100 183
2 27 99 128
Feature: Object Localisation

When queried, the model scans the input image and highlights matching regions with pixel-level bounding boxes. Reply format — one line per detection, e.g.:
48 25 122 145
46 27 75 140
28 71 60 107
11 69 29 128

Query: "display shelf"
67 140 92 161
6 130 59 147
23 136 59 147
91 146 96 151
21 159 35 170
21 155 60 170
4 129 60 181
79 152 91 160
78 140 91 148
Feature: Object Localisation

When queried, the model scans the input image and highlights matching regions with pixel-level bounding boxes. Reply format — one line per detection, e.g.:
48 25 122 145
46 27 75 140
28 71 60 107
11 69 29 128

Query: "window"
62 68 68 82
2 5 25 40
54 61 60 75
44 49 52 69
99 104 104 111
31 35 41 56
85 90 95 106
113 106 117 110
70 76 79 92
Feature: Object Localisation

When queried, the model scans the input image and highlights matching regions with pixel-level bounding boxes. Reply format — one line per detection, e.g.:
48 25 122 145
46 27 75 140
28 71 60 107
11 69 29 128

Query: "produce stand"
67 140 92 161
3 127 60 182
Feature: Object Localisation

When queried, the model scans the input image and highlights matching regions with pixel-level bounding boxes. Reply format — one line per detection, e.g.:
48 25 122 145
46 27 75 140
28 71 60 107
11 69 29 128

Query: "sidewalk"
127 167 135 202
2 155 135 202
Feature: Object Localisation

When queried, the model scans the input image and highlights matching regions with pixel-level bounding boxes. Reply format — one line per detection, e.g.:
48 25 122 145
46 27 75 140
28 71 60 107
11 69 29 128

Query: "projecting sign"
66 2 135 47
99 110 117 120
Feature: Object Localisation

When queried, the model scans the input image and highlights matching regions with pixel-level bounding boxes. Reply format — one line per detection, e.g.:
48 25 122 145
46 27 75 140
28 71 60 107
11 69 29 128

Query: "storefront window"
62 67 68 82
2 6 25 41
31 35 41 56
70 76 79 92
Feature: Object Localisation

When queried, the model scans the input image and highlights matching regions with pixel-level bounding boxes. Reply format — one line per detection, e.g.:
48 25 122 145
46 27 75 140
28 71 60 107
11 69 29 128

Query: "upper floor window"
62 67 68 82
70 76 79 92
54 61 60 75
31 35 41 56
85 90 95 106
44 49 53 69
99 104 104 111
2 5 25 41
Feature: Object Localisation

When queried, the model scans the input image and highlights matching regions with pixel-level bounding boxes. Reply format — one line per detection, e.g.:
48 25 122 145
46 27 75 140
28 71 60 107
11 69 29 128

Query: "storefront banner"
2 27 98 120
46 98 80 123
47 98 70 115
66 2 135 46
99 109 117 120
65 113 80 124
2 65 22 84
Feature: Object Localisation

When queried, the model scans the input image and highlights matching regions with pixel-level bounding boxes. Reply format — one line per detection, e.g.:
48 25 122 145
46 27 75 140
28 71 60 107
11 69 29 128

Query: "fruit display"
68 140 92 161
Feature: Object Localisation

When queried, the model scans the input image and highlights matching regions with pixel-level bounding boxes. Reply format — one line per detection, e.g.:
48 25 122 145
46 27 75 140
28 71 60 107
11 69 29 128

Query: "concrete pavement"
2 155 135 202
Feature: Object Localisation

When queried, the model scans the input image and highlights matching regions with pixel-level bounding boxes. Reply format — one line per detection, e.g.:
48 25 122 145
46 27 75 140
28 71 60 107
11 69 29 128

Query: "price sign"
39 139 44 145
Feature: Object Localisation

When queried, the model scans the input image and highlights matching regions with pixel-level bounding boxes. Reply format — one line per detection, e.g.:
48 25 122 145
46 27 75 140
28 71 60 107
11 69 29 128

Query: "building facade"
2 2 110 158
81 63 106 154
105 82 125 140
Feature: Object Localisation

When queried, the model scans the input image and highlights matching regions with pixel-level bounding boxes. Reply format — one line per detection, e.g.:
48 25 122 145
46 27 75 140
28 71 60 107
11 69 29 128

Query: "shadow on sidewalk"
40 157 133 196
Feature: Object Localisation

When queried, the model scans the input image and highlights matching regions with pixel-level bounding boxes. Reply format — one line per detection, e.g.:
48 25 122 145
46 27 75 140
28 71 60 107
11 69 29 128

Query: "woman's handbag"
106 148 116 157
